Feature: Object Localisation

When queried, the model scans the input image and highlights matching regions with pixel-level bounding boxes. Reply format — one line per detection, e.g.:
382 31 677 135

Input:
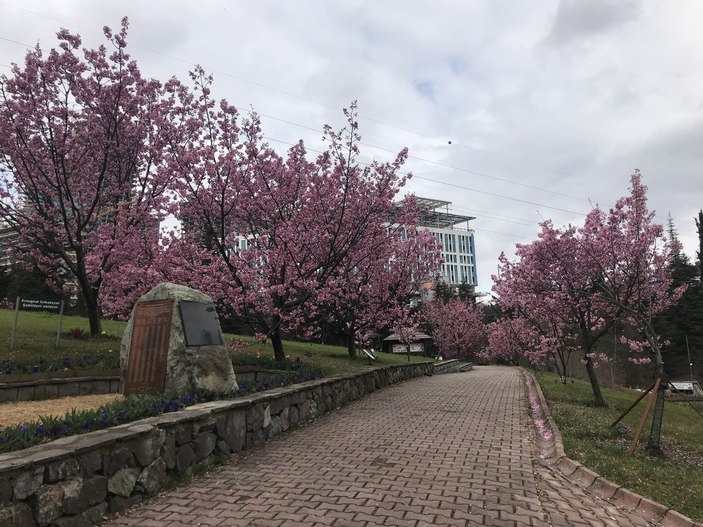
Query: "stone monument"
120 283 238 395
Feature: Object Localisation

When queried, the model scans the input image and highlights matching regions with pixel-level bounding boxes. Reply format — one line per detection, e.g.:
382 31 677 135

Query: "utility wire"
263 135 587 217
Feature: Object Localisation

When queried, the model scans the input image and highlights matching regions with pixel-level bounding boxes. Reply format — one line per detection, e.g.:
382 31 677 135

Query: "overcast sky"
1 0 702 294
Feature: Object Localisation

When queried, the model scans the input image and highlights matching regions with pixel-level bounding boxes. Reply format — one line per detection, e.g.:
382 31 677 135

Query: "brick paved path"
105 366 654 526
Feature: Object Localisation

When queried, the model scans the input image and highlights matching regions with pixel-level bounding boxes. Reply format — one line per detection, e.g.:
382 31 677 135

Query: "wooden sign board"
124 299 173 395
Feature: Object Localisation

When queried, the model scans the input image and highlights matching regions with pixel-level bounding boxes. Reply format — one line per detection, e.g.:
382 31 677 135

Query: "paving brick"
102 367 686 527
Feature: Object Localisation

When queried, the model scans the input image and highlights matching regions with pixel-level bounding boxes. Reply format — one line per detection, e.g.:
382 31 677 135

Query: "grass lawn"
535 371 703 522
0 309 429 379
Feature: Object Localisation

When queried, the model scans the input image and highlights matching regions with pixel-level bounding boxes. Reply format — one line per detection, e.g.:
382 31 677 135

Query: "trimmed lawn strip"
0 309 428 378
535 371 703 522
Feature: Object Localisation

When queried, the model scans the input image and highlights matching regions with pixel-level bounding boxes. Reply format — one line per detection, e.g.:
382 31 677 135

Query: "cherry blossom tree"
492 172 684 451
0 19 182 334
165 73 416 362
424 298 487 361
487 317 547 367
493 221 613 402
580 172 685 451
319 200 441 358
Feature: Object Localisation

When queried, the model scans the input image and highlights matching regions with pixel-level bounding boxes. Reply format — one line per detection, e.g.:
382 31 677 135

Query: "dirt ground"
0 394 123 428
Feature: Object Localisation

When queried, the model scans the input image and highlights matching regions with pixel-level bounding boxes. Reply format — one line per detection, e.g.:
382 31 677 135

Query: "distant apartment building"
0 222 17 269
414 197 477 289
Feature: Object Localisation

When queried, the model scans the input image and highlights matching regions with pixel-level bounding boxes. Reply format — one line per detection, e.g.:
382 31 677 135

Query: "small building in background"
383 332 434 355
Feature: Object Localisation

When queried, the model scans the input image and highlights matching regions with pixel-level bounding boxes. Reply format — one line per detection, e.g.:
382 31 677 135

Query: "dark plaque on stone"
124 299 173 395
179 301 223 346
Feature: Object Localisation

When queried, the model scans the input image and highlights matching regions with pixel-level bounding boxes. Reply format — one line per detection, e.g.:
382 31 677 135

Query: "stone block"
45 459 80 483
103 446 135 476
63 476 107 515
0 477 12 503
53 502 108 527
269 395 290 415
279 407 289 432
14 466 44 500
288 405 299 427
120 283 238 396
161 433 176 470
136 458 166 495
31 483 64 525
246 404 267 432
175 423 193 446
266 416 284 439
298 400 312 421
194 432 217 462
175 445 194 472
132 430 166 467
78 451 102 475
108 467 141 498
107 494 144 514
0 503 34 527
246 429 266 449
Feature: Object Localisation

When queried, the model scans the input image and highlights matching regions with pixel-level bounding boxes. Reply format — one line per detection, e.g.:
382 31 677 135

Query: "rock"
107 494 144 514
108 468 141 498
53 502 108 527
120 283 238 395
63 476 107 515
175 423 193 446
194 433 217 462
14 466 44 500
247 404 267 432
262 406 271 428
136 458 167 495
30 483 64 525
176 444 194 472
289 405 299 427
78 451 102 475
45 459 80 483
279 407 290 432
132 430 166 466
103 446 135 476
298 400 312 421
0 478 12 503
161 433 176 470
266 416 283 439
0 503 34 527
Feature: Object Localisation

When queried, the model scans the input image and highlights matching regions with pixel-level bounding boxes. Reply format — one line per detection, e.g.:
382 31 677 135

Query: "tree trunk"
647 346 666 455
347 339 357 359
553 354 566 383
83 291 102 336
271 328 285 363
585 356 606 407
346 323 356 359
646 385 666 456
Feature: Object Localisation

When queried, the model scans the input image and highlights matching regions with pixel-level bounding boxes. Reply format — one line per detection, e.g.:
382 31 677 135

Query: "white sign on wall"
392 343 424 354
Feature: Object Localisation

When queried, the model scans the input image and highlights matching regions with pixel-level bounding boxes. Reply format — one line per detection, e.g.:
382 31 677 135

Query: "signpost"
9 296 64 349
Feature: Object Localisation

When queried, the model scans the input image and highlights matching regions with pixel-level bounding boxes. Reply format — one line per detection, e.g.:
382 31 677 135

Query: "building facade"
414 197 477 290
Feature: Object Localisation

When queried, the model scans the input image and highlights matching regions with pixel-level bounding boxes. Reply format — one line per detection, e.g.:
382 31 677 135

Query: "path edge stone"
521 369 701 527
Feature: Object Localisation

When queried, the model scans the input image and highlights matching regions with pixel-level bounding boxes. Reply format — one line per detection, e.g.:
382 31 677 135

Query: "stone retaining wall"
0 377 122 403
0 362 432 526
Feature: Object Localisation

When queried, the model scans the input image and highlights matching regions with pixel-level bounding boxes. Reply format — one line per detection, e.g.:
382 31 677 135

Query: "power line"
0 35 35 48
263 135 587 217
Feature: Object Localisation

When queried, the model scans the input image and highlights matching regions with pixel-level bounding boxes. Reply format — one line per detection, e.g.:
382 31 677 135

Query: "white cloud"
1 0 702 291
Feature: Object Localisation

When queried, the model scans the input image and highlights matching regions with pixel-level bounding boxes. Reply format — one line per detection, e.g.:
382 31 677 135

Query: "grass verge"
0 309 430 378
535 371 703 522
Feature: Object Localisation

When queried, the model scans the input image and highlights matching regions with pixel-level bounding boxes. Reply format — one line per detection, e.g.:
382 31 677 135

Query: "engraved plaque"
179 301 223 346
124 299 173 395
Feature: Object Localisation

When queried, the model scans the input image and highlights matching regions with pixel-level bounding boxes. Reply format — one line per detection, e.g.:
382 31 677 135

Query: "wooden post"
628 377 661 455
10 297 20 349
609 381 656 428
55 300 64 347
